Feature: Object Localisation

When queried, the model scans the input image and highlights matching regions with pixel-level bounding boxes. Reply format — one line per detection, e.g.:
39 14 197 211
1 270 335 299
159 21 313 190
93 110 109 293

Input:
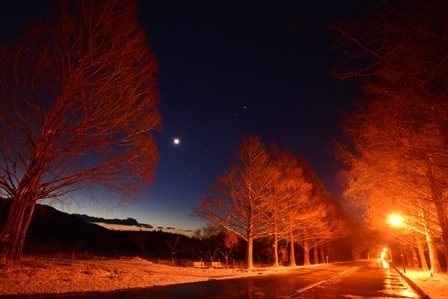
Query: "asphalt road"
293 260 419 298
15 259 419 299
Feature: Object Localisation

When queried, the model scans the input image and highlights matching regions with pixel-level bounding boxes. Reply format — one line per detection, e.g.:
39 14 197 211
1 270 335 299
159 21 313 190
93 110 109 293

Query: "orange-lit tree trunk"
326 246 333 263
425 230 441 273
1 151 45 263
407 245 420 268
416 234 429 271
426 169 448 268
0 199 35 263
433 200 448 266
313 245 319 264
319 246 325 263
288 231 296 267
246 214 255 269
272 230 280 267
303 241 310 266
247 237 254 269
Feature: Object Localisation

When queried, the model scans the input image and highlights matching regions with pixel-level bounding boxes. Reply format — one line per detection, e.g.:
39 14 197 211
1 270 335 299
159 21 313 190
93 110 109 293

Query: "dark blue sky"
1 1 367 233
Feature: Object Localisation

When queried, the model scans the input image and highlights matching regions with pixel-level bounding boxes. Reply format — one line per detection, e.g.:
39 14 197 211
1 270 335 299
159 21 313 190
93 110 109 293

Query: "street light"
388 214 403 227
387 214 406 273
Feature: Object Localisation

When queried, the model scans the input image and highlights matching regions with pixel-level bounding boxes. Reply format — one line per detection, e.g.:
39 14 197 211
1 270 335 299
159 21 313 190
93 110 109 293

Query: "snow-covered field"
0 255 446 298
0 254 273 296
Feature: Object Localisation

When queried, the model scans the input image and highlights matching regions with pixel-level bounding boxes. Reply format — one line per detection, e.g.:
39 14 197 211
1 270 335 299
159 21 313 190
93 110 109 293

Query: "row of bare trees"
194 135 349 269
333 0 448 272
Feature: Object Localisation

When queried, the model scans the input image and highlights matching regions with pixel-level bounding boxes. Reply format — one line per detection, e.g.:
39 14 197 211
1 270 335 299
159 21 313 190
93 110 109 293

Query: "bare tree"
194 135 274 269
130 231 150 257
189 226 224 264
166 234 188 263
220 231 238 269
0 0 161 265
196 226 223 265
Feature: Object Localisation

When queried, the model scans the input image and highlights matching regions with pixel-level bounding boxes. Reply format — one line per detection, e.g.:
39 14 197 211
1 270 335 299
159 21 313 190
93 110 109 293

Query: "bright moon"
173 138 180 145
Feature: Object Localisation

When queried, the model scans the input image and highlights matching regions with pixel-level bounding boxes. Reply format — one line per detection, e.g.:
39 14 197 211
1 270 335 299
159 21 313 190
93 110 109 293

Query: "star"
173 138 180 145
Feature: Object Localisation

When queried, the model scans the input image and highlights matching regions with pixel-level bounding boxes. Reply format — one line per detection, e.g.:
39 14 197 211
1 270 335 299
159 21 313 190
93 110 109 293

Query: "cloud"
74 214 153 229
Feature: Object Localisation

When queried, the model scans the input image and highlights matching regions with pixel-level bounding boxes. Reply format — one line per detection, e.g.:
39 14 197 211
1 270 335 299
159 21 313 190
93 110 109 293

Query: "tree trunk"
407 244 419 268
17 203 35 257
427 169 448 267
289 231 296 266
247 237 254 269
426 230 441 273
416 234 429 271
326 246 333 262
313 245 318 264
303 241 310 266
0 198 36 264
433 200 448 268
272 233 279 267
319 245 325 263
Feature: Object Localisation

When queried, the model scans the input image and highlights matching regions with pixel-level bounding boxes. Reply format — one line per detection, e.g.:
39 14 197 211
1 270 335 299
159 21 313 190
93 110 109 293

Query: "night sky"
1 1 368 233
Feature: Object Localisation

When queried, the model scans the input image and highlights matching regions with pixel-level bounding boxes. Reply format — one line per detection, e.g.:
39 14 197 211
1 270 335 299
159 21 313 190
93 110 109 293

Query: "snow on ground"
0 255 446 298
400 269 448 299
0 254 279 296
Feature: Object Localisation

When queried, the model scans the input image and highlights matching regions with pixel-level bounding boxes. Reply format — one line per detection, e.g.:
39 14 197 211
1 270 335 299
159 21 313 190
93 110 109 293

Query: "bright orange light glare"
388 214 403 226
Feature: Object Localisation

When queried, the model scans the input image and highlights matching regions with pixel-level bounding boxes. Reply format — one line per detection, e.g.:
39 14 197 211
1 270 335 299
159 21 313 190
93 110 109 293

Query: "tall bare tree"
0 0 161 265
264 144 311 267
195 135 273 269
